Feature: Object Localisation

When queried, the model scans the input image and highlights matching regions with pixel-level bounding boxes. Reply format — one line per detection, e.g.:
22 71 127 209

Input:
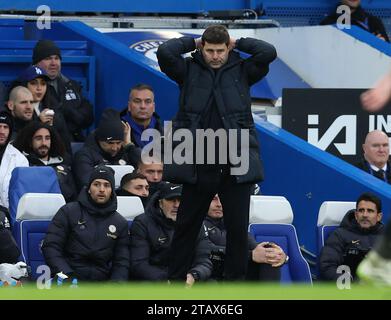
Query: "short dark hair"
202 24 230 46
120 172 148 188
13 121 66 157
129 83 154 97
356 192 382 213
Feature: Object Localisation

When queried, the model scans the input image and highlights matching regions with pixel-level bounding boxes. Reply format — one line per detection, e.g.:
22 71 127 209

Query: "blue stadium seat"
9 167 61 228
12 193 66 279
107 165 135 189
248 195 312 283
316 201 356 255
315 201 355 278
116 196 144 228
0 40 95 106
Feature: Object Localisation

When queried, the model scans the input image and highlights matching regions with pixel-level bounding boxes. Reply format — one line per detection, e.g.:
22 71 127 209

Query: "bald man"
356 130 390 183
6 86 34 139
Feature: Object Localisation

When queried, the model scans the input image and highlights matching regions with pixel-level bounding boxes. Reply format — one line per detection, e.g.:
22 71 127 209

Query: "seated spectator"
137 159 164 200
320 0 389 42
0 111 29 209
6 86 34 140
73 108 140 191
13 121 77 202
42 165 130 281
33 39 94 142
11 65 72 153
129 182 212 286
116 172 149 207
0 206 20 264
320 192 383 281
204 194 286 281
121 84 163 148
356 130 390 183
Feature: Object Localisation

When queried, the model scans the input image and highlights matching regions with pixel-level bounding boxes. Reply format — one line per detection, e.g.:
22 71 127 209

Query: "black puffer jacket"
319 209 383 281
0 207 20 263
203 216 258 279
25 153 77 202
157 36 276 184
42 188 130 281
129 195 212 281
73 132 141 190
47 74 94 142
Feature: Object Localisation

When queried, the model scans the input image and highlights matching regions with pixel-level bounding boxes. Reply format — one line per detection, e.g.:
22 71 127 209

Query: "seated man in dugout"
42 165 130 282
129 182 212 286
116 172 150 207
320 192 383 281
204 194 287 281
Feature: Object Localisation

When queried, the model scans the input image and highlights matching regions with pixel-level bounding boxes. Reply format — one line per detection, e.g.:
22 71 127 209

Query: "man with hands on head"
157 24 276 282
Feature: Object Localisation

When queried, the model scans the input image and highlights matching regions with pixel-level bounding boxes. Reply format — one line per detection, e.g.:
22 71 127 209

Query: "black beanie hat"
32 39 62 65
96 108 124 142
88 165 115 190
0 111 13 143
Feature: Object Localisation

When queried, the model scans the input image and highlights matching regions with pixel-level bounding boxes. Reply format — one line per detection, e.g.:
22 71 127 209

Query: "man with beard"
73 108 140 191
116 172 149 207
320 192 383 281
0 111 29 209
42 165 130 281
12 121 77 202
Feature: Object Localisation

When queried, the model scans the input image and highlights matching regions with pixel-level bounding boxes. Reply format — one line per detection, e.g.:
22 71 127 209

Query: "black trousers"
168 169 252 280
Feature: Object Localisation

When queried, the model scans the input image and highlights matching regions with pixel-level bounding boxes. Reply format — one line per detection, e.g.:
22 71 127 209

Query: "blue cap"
18 65 50 82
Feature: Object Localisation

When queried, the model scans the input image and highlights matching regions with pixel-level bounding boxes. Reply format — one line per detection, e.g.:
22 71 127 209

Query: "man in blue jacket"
157 24 276 281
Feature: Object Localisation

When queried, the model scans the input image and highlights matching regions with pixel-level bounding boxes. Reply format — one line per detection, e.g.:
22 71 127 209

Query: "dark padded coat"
73 131 141 190
203 215 280 281
319 209 383 281
25 153 77 202
129 194 212 281
47 74 94 142
157 36 277 184
42 187 130 281
0 207 20 263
